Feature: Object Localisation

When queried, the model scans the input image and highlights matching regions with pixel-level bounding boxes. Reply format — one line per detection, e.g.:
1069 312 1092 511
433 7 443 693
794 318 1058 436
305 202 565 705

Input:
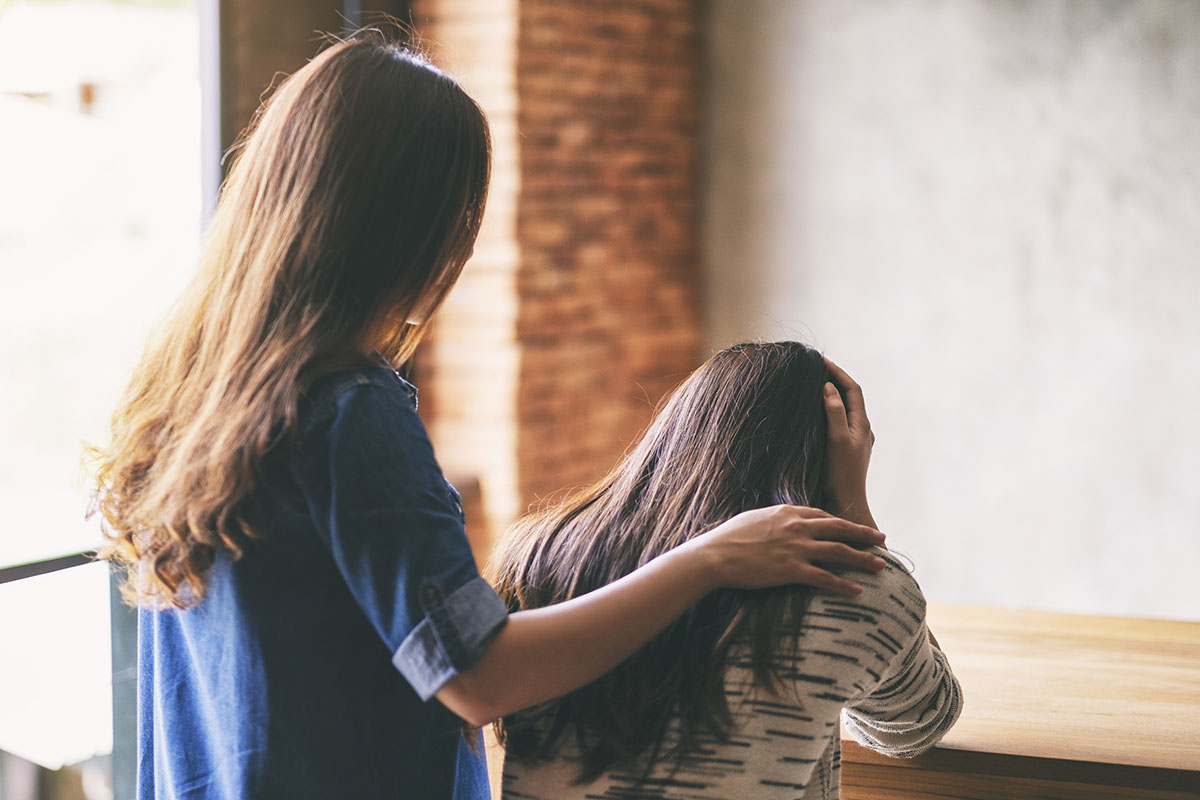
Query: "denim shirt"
137 366 508 800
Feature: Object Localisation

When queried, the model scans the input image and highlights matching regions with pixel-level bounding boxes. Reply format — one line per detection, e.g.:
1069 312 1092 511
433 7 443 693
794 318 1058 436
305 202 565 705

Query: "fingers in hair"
824 358 869 430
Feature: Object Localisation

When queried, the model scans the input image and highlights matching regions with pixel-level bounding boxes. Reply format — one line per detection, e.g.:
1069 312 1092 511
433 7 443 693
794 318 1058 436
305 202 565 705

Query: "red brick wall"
413 0 703 552
515 0 703 504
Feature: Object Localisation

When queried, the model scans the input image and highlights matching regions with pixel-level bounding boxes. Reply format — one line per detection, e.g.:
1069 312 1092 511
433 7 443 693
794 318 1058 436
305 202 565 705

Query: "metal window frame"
0 552 96 585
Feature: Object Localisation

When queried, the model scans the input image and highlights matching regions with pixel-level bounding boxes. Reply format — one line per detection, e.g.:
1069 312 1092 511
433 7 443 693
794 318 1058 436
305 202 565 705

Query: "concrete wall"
704 0 1200 620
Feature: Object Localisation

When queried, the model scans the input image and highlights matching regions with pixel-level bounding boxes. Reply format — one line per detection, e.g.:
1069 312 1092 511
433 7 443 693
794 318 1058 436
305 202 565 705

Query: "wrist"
670 533 725 593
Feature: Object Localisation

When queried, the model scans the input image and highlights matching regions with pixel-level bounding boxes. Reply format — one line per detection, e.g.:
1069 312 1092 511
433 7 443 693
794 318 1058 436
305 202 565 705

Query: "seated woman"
488 341 963 800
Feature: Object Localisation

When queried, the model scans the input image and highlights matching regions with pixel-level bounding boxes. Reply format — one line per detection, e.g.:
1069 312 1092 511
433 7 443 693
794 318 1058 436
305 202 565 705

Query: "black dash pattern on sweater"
502 549 963 800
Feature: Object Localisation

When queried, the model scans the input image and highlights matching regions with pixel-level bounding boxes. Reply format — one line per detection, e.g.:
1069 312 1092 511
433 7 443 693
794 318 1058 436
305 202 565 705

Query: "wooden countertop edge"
840 740 1200 791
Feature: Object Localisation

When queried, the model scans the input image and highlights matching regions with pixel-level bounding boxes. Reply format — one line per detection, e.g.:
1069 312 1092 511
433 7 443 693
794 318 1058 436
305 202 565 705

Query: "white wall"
704 0 1200 620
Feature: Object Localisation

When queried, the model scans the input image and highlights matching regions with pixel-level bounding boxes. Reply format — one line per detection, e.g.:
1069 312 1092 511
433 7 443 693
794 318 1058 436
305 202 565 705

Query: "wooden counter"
841 604 1200 799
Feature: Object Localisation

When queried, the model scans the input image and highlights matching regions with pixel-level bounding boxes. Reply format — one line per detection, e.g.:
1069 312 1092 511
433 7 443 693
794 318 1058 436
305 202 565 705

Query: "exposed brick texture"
413 0 703 553
514 0 703 508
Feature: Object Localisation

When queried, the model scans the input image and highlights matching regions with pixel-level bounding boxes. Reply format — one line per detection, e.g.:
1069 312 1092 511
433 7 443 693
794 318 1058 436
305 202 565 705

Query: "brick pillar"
412 0 702 552
514 1 703 504
410 0 524 552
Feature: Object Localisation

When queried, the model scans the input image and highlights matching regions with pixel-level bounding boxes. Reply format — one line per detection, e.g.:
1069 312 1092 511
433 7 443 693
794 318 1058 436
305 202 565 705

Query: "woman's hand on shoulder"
822 357 879 531
685 504 887 597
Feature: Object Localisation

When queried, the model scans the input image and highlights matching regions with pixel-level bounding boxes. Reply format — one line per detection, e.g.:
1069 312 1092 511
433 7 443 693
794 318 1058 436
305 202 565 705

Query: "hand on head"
822 357 879 532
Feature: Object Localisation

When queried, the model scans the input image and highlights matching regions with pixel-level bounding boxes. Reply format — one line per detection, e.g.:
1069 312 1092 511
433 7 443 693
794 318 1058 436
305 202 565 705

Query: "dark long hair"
91 34 491 608
488 341 832 781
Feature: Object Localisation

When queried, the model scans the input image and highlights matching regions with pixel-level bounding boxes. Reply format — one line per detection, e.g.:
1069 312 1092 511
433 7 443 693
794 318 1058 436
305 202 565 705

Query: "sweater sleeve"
841 555 963 758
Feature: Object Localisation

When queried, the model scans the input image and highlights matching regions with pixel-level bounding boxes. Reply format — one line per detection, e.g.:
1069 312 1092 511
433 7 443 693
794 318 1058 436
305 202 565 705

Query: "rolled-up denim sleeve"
295 378 508 701
393 576 509 700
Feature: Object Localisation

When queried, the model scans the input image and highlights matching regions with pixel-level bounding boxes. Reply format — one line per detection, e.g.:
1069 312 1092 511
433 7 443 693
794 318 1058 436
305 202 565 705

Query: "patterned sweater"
501 549 963 800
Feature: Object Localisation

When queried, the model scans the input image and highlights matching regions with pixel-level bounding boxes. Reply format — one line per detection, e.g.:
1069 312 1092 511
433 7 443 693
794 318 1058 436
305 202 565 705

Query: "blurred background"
0 0 1196 797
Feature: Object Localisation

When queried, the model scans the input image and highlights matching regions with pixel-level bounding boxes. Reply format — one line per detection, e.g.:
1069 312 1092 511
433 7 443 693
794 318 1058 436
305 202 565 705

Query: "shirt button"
421 585 442 609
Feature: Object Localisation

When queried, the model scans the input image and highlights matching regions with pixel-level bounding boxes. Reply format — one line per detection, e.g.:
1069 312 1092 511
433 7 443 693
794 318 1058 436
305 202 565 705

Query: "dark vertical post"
110 568 138 800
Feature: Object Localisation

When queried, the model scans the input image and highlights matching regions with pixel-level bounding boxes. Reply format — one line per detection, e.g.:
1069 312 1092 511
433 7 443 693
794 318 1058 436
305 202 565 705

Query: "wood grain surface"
842 604 1200 798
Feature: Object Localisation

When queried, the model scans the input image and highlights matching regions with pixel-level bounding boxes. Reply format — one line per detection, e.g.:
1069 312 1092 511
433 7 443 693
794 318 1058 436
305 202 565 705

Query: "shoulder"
802 547 928 668
855 548 927 630
299 367 422 438
290 367 446 497
810 547 926 620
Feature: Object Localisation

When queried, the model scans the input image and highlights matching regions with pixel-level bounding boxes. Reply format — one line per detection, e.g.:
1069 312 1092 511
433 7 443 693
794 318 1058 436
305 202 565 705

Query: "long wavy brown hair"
89 35 490 608
489 341 833 782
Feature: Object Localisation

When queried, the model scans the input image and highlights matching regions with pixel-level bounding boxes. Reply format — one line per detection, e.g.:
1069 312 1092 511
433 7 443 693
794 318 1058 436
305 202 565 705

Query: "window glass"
0 0 201 566
0 561 113 788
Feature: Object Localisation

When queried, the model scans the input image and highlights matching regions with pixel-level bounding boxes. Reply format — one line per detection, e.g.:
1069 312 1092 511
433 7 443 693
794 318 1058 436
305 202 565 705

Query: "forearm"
436 503 885 724
845 644 962 757
437 541 716 725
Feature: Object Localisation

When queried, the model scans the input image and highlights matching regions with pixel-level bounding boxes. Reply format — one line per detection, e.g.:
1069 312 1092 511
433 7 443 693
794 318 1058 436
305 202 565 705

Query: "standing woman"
90 36 886 800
